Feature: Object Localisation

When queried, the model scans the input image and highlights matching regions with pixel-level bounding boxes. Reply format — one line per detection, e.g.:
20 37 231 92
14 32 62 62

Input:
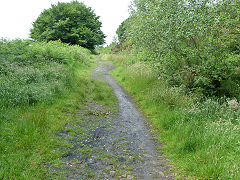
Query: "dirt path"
51 58 173 179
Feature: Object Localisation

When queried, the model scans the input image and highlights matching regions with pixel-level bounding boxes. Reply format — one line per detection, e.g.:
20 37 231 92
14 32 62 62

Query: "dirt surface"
50 58 173 179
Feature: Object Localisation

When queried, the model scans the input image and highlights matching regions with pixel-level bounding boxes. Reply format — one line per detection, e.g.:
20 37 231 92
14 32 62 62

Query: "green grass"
0 39 118 179
0 64 86 178
102 54 240 179
0 59 118 178
0 39 91 108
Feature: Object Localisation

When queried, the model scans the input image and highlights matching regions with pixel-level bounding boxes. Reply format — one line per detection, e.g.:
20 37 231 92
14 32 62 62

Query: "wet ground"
50 58 173 179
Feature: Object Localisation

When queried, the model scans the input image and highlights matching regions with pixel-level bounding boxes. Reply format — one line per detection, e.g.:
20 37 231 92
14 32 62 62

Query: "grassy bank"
0 39 107 178
102 54 240 179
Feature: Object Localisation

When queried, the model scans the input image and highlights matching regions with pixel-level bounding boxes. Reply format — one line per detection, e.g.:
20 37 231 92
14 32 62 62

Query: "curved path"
93 58 173 179
55 58 174 179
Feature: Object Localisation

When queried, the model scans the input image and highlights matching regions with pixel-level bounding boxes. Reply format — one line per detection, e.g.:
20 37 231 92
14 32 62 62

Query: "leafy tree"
123 0 240 98
30 1 105 49
116 18 129 43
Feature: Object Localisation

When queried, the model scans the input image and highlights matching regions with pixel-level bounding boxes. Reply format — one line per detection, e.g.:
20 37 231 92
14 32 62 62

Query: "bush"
30 1 105 49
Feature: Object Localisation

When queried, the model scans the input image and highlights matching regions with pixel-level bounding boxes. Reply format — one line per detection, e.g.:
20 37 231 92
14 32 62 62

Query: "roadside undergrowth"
101 54 240 179
0 58 118 179
0 40 116 179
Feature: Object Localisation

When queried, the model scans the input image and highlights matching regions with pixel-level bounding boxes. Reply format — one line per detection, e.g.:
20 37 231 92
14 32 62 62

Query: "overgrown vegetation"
0 39 90 109
100 0 240 178
116 0 240 98
1 0 239 178
101 54 240 179
0 39 99 178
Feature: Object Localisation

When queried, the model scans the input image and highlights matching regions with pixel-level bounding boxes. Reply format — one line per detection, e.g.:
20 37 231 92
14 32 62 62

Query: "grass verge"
0 57 118 179
0 60 87 178
0 39 117 179
102 54 240 179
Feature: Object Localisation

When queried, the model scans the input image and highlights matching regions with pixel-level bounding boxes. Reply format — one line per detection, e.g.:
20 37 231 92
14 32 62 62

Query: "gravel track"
91 58 173 179
52 58 173 179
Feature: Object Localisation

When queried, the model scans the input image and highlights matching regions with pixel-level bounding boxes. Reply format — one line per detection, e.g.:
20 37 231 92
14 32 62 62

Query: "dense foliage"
120 0 240 99
30 1 105 49
0 39 91 109
116 18 129 43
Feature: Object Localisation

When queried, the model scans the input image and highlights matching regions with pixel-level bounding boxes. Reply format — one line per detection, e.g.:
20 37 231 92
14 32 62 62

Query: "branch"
191 37 202 60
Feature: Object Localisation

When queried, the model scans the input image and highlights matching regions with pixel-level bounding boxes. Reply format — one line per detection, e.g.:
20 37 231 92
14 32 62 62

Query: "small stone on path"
127 175 134 179
110 171 116 176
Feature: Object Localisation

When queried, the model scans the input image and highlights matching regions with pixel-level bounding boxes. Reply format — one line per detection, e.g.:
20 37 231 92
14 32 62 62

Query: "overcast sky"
0 0 131 45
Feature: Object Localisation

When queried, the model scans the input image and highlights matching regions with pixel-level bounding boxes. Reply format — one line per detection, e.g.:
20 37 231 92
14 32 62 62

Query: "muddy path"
93 58 173 179
50 58 173 179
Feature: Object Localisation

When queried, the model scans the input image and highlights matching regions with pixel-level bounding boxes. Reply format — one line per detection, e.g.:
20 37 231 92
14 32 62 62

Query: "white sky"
0 0 131 45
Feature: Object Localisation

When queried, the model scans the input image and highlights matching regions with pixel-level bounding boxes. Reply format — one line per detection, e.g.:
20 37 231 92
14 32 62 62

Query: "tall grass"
0 39 93 178
104 54 240 179
0 39 91 109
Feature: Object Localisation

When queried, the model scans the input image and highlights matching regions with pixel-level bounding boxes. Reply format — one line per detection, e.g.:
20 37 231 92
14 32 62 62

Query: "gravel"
51 58 174 180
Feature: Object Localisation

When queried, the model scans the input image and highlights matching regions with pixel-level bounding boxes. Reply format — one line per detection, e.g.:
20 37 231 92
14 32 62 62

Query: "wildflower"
227 98 239 111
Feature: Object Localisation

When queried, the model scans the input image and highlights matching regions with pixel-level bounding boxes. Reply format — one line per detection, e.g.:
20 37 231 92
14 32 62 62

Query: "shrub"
30 1 105 49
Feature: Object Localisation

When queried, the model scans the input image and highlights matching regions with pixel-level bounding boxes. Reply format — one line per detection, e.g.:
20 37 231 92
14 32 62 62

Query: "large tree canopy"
30 1 105 49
